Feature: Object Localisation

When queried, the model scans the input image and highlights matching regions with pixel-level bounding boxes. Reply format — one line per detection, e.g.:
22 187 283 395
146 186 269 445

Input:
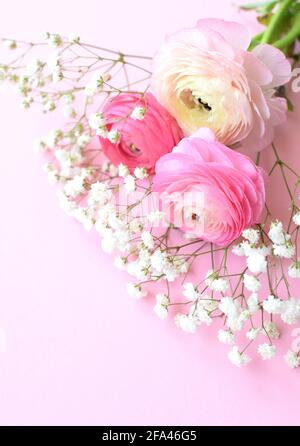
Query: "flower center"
130 143 141 154
180 89 212 112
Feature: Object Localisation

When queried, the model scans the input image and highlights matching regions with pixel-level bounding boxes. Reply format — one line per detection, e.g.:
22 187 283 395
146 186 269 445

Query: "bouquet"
1 0 300 368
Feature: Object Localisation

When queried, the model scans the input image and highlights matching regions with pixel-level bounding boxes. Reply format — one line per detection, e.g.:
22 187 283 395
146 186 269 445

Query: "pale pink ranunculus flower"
99 92 183 173
153 128 265 246
151 19 291 152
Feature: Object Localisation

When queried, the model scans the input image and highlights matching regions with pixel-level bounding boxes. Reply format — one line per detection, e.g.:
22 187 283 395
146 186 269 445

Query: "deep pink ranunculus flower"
99 92 183 173
153 128 265 246
152 19 291 152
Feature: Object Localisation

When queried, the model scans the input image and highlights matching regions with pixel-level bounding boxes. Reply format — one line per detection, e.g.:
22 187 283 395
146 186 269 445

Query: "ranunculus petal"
197 18 251 51
153 128 265 246
151 19 291 152
99 93 183 173
252 43 291 88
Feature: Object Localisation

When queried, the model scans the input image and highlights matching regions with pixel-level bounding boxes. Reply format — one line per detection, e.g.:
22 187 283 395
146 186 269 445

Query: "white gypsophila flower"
162 263 179 282
151 249 167 273
42 163 59 184
46 129 63 149
41 31 50 40
118 163 129 178
258 343 277 360
247 252 267 274
115 229 131 253
238 310 251 324
218 329 235 345
0 68 6 82
88 182 111 206
68 33 80 44
246 328 261 341
147 211 166 225
44 100 56 112
127 261 148 280
219 297 242 331
21 97 33 109
243 274 261 293
124 175 136 194
4 39 17 49
138 249 151 269
134 167 148 180
258 245 272 257
72 207 94 231
62 93 75 104
154 304 168 319
183 283 199 301
175 258 189 274
182 282 200 299
77 134 91 148
126 283 147 299
52 70 63 83
33 138 47 152
130 219 144 234
130 106 146 120
53 154 69 174
201 298 218 312
141 231 154 250
242 228 260 244
88 112 106 130
228 346 251 367
156 293 170 306
232 242 248 256
197 306 212 326
288 261 300 278
26 58 44 76
47 52 61 72
55 148 78 168
205 270 228 292
63 105 76 119
190 302 212 326
263 295 285 315
284 350 300 368
108 163 118 176
114 256 127 271
64 174 85 197
95 203 116 233
48 33 63 48
247 293 260 314
101 229 117 254
96 126 107 137
154 293 170 319
281 298 300 325
273 242 295 259
107 129 121 144
293 212 300 226
175 314 198 333
219 297 240 317
263 321 280 339
57 191 76 215
108 214 126 231
84 73 110 96
268 220 286 245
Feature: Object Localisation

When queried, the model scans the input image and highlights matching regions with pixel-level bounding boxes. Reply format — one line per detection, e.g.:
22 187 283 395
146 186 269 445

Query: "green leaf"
240 0 278 14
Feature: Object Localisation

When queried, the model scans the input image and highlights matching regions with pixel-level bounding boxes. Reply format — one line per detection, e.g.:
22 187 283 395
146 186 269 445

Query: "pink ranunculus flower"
151 19 291 152
99 92 183 173
153 128 265 246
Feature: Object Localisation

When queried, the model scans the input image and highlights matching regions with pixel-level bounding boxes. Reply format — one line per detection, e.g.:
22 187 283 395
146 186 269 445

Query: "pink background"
1 0 300 426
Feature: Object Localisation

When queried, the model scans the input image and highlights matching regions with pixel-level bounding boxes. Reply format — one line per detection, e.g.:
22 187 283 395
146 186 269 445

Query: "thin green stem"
273 10 300 49
261 0 294 45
